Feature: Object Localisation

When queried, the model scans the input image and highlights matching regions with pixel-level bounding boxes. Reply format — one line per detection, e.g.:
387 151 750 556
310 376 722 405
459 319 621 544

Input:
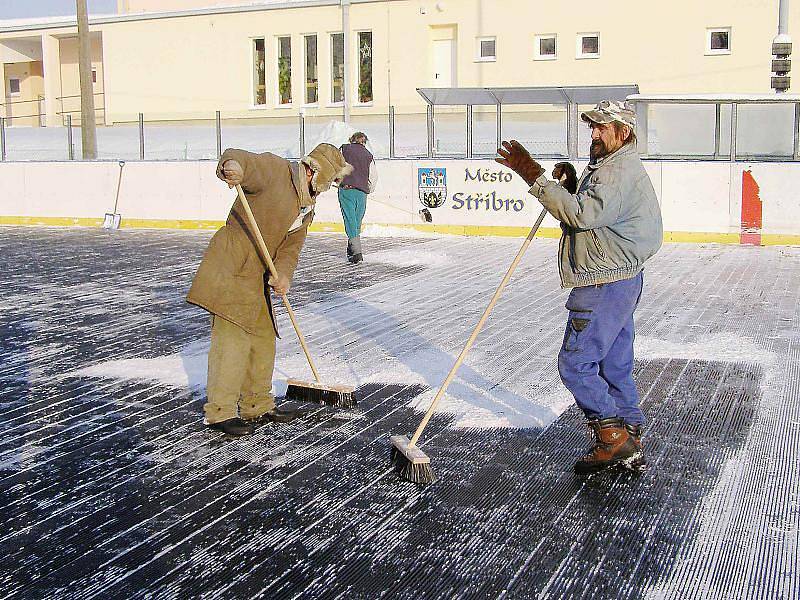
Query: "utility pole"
76 0 98 158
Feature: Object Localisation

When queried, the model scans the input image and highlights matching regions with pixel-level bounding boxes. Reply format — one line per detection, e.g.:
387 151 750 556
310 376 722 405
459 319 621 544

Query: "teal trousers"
337 188 367 239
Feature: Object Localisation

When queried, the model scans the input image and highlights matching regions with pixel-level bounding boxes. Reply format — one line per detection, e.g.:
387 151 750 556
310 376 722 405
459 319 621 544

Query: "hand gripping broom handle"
235 184 322 383
409 207 549 447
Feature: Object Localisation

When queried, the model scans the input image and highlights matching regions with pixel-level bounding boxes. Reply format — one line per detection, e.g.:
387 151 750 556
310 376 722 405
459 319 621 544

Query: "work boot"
247 406 308 425
574 417 638 475
206 417 255 437
620 422 647 472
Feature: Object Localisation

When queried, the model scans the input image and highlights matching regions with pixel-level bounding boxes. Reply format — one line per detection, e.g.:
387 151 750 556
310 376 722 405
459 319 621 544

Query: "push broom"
235 184 356 408
390 207 549 483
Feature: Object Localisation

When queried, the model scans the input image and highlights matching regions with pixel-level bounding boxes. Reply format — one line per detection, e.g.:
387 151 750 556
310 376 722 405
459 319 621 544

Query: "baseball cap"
581 100 636 128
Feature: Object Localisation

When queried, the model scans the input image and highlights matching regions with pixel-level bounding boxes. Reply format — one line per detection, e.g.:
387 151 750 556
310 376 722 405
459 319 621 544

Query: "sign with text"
415 161 538 226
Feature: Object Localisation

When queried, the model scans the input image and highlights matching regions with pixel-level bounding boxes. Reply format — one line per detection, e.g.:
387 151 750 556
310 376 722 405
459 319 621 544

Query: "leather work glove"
495 140 544 186
552 161 578 194
268 273 291 296
220 159 244 188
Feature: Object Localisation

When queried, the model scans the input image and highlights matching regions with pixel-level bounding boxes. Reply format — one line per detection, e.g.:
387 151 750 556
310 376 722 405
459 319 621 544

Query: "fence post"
794 103 800 161
567 102 579 159
139 113 145 160
713 103 722 159
298 111 305 157
465 105 473 158
0 117 5 161
426 104 434 158
67 115 74 160
216 110 222 158
389 105 395 159
496 104 502 155
729 103 737 162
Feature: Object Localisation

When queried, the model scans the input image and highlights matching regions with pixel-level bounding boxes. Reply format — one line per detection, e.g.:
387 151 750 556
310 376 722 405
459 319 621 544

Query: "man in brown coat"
187 143 351 436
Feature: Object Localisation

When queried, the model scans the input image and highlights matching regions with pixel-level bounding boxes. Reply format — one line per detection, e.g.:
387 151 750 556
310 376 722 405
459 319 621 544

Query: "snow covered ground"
1 227 798 598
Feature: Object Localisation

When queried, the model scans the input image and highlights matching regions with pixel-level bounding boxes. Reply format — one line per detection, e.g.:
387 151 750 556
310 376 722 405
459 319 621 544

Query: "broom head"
285 378 356 408
390 434 436 484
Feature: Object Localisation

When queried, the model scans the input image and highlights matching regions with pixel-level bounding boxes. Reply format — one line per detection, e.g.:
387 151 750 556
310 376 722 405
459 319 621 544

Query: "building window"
253 38 266 106
92 69 97 84
534 34 557 60
277 36 292 104
8 78 20 96
476 36 496 62
304 34 318 104
706 27 731 55
357 31 373 103
331 32 344 104
577 33 600 59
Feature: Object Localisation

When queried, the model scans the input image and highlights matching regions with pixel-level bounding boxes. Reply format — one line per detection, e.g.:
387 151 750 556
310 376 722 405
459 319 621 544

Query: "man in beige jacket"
187 143 351 436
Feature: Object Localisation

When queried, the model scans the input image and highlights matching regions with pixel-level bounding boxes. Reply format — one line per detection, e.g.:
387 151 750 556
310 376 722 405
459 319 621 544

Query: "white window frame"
8 78 20 96
576 32 600 59
354 29 374 106
534 34 557 61
275 35 293 107
329 31 345 107
706 27 731 55
250 36 267 109
475 36 497 62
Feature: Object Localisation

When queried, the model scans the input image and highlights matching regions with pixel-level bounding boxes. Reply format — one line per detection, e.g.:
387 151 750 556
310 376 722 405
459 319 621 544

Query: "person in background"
338 132 378 264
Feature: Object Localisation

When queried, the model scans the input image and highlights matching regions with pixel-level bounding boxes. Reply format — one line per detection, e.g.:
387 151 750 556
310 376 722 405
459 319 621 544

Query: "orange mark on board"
741 170 762 246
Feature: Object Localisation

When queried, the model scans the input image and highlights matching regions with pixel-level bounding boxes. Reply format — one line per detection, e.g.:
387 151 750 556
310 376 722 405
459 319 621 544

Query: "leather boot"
206 417 255 437
621 422 647 472
574 417 638 475
246 406 309 425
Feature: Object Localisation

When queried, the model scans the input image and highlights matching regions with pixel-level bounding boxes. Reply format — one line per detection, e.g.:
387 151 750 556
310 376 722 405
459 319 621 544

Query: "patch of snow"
360 224 440 238
366 248 450 268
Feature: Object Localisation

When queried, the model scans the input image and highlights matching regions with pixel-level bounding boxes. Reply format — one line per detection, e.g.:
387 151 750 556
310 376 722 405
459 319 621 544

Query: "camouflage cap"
581 100 636 128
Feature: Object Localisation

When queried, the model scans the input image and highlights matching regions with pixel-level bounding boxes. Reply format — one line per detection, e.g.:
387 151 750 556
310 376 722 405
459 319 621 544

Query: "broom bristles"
390 435 436 484
285 379 357 408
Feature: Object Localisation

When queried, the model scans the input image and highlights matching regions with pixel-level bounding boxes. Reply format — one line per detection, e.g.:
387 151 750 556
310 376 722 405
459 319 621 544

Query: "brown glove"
495 140 544 186
553 161 578 194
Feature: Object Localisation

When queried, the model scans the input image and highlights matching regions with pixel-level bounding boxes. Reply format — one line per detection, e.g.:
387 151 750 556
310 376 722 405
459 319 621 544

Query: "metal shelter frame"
627 94 800 161
416 84 639 159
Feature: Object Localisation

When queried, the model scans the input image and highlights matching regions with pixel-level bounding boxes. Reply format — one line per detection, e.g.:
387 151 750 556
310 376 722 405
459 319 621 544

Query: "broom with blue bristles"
390 207 549 483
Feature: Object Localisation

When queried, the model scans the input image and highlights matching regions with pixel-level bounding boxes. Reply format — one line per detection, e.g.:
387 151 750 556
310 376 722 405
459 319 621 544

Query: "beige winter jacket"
186 149 314 335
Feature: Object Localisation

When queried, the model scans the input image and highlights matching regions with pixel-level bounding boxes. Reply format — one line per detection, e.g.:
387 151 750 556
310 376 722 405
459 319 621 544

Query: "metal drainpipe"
341 0 351 125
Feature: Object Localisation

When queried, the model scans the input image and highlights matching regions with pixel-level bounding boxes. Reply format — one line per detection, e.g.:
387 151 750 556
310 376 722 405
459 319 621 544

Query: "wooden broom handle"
235 184 322 382
409 207 549 447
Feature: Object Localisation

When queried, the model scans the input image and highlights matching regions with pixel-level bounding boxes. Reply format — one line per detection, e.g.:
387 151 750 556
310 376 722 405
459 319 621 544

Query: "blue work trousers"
338 188 367 239
558 272 644 425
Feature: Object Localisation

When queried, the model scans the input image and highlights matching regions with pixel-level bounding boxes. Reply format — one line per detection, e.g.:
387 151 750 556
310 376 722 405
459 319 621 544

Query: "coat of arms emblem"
418 168 447 209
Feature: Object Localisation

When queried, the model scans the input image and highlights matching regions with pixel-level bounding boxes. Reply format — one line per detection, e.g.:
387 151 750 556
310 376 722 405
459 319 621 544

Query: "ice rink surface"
1 227 798 598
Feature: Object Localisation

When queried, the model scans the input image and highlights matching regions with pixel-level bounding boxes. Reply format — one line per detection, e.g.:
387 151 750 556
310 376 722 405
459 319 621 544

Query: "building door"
432 39 455 87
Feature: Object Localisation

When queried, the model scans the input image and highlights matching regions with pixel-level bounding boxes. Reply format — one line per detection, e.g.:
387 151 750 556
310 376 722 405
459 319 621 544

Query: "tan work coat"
186 149 314 335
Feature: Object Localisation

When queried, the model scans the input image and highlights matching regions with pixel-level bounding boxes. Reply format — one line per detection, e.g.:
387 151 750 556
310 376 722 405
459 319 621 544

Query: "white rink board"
0 158 799 237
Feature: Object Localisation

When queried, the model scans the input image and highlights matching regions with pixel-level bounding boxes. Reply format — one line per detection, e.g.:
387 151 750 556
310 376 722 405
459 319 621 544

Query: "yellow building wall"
3 61 44 126
0 0 796 125
58 36 106 124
